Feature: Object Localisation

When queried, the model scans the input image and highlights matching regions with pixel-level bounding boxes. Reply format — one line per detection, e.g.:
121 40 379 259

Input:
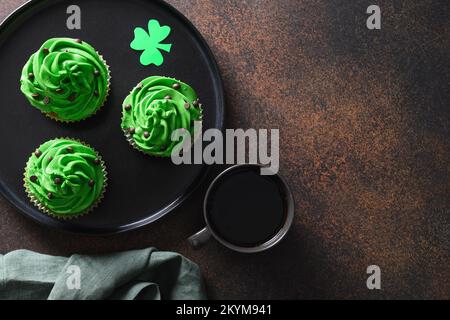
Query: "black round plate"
0 0 224 234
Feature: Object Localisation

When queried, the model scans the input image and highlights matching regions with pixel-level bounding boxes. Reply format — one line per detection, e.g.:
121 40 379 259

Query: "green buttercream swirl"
121 76 202 157
20 38 109 122
25 139 106 216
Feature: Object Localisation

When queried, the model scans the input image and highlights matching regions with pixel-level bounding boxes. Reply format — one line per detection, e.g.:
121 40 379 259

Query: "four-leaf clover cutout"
131 19 172 67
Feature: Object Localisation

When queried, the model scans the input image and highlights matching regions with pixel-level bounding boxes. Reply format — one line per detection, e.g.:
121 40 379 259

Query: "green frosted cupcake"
20 38 110 122
24 138 107 219
121 76 203 157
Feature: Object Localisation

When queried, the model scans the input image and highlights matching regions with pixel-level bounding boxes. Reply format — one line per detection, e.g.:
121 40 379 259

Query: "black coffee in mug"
206 165 288 247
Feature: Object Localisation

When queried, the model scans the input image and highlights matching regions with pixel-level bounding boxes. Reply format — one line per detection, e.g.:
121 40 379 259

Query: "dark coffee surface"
207 167 286 247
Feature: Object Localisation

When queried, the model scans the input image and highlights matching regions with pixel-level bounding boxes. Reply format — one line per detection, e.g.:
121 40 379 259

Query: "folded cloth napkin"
0 248 206 300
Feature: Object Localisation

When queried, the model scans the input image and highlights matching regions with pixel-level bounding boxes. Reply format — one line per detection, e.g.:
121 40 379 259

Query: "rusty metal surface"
0 0 448 299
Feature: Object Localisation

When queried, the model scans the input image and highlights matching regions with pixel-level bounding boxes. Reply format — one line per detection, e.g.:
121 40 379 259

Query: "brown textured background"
0 0 449 299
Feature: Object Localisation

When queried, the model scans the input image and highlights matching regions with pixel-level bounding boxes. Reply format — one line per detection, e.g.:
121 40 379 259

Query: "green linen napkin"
0 248 206 300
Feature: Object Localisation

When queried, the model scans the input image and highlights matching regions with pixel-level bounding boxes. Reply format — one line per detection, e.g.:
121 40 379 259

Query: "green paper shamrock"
131 19 172 66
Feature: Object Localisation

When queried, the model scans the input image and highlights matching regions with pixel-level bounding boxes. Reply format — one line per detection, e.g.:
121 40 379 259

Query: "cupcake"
20 38 110 122
24 138 107 219
121 76 203 157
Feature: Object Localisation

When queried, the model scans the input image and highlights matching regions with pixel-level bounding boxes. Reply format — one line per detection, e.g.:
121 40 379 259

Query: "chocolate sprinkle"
144 131 150 138
54 177 62 185
172 83 181 90
165 95 172 100
184 103 190 109
28 73 34 80
43 48 49 55
56 88 64 94
67 146 74 153
124 104 132 111
68 93 77 102
47 192 53 199
43 97 50 105
31 93 40 99
128 128 136 135
94 70 100 77
94 158 101 165
89 180 95 187
48 157 53 161
30 175 38 183
75 39 82 44
34 150 42 157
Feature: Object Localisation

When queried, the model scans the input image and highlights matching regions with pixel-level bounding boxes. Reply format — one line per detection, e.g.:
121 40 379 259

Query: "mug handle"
188 227 212 248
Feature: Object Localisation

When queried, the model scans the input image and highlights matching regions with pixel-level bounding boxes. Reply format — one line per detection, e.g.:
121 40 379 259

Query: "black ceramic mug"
188 164 294 253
